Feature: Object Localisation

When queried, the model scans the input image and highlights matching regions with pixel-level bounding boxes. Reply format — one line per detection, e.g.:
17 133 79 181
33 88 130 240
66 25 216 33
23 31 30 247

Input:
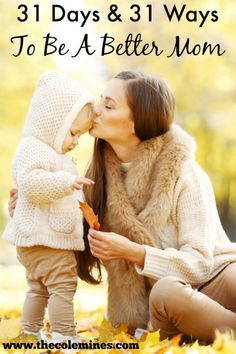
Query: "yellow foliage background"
0 0 236 352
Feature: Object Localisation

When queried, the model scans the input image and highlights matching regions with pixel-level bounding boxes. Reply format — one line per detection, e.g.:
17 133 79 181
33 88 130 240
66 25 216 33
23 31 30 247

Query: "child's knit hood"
23 71 95 153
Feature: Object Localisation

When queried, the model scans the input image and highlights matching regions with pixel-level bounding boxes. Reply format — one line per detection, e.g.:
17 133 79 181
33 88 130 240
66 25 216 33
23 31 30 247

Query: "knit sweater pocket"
48 197 76 234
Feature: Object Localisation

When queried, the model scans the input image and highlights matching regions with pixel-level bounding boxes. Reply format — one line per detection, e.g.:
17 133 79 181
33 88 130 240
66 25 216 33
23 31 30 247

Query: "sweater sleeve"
135 160 218 285
13 138 76 204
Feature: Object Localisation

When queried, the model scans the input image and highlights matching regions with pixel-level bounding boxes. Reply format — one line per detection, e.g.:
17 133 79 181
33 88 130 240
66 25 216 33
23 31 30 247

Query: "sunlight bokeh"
0 0 236 327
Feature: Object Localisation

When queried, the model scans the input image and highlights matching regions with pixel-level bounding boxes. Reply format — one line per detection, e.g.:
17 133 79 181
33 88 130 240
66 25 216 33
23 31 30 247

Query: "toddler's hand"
73 177 95 190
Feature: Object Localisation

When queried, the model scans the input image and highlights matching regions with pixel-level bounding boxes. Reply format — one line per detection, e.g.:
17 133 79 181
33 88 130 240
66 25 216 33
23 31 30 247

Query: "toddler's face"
62 104 94 154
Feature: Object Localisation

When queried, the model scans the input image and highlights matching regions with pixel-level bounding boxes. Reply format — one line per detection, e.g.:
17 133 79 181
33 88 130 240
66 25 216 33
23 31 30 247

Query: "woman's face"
89 79 136 143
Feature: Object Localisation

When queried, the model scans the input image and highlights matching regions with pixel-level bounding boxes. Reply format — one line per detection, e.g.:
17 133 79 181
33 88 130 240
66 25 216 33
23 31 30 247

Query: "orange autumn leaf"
79 201 100 230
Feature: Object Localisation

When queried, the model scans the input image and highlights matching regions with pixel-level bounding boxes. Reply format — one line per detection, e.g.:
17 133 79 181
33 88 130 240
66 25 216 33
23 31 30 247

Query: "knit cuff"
66 174 77 188
55 171 76 190
135 245 170 279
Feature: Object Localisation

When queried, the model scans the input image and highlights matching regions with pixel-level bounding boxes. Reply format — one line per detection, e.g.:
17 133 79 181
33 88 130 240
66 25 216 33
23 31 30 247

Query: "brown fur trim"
103 125 195 328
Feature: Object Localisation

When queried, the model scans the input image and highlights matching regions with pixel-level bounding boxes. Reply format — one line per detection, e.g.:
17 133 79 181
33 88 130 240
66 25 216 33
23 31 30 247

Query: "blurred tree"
0 0 236 240
89 0 236 240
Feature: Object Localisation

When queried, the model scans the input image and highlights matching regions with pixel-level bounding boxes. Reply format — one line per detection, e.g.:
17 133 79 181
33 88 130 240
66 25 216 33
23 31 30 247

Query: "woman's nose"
94 103 101 116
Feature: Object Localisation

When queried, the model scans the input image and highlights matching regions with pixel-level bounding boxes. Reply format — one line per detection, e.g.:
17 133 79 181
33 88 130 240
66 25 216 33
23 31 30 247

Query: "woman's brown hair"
75 71 175 284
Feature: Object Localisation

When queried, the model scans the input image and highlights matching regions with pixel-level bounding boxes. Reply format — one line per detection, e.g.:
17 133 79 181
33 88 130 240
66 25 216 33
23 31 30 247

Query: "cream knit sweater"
117 129 236 287
135 158 236 285
99 126 236 329
2 71 95 250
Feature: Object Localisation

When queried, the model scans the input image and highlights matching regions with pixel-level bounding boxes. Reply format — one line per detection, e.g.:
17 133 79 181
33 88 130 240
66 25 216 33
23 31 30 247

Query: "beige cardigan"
134 158 236 283
2 136 85 250
101 124 236 329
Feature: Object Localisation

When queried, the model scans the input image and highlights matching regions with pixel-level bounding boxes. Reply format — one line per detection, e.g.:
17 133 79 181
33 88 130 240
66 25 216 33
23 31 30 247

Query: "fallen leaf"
98 318 128 342
0 318 21 341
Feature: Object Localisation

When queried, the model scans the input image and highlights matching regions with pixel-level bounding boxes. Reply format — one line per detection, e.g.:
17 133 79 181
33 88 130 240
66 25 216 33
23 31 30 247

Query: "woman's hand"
88 228 145 267
8 188 18 217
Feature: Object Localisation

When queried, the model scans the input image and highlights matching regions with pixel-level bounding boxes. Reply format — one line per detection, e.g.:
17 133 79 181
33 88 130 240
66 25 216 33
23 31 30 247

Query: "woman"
9 71 236 342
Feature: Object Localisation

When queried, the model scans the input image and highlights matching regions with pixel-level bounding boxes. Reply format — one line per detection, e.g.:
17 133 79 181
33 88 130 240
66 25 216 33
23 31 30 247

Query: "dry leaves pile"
0 265 235 353
0 315 236 354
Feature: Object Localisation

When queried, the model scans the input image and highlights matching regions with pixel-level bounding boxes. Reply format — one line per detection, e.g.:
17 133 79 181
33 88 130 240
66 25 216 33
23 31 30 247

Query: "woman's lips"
90 119 101 131
93 117 101 124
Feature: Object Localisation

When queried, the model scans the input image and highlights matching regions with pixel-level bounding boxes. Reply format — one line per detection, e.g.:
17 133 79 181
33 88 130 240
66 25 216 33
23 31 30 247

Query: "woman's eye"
71 132 75 136
105 106 112 109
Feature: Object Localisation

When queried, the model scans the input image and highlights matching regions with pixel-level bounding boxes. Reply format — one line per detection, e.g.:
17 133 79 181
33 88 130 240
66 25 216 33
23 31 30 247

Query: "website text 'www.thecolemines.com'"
1 339 140 351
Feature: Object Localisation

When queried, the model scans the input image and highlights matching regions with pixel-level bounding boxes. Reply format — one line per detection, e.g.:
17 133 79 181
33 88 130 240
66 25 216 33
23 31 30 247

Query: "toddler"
2 71 95 343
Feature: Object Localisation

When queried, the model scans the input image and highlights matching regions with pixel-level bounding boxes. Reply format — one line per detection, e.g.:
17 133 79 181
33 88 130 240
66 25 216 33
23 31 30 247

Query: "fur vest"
102 125 195 329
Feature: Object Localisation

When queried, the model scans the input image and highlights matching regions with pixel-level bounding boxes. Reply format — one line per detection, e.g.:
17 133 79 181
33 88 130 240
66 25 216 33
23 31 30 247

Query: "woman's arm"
88 228 146 267
89 160 222 285
135 160 219 285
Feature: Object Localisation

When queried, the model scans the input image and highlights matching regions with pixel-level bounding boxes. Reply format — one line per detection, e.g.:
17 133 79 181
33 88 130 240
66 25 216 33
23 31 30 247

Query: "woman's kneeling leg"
149 276 236 342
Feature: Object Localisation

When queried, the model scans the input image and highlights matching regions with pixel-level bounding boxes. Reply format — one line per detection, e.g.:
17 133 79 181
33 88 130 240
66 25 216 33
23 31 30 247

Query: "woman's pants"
149 263 236 342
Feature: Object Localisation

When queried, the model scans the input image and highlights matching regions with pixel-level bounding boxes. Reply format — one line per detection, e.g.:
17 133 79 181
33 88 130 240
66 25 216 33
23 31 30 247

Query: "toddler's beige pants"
149 262 236 342
17 245 78 336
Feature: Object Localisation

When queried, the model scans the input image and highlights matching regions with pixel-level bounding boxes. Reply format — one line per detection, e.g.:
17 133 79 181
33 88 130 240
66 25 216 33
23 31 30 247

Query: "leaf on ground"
212 330 236 351
0 318 21 341
156 334 182 354
139 330 168 353
114 331 138 346
98 318 128 342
